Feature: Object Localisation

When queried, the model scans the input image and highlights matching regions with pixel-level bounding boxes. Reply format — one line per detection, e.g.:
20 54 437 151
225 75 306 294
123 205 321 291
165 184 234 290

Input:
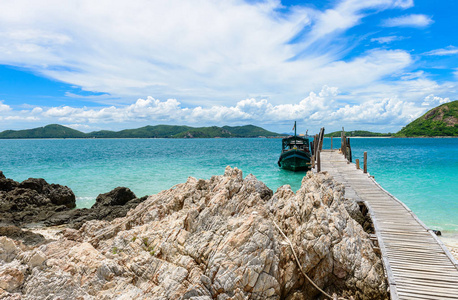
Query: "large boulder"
0 172 75 226
0 168 388 299
45 187 148 229
18 178 75 208
0 174 18 192
92 187 137 208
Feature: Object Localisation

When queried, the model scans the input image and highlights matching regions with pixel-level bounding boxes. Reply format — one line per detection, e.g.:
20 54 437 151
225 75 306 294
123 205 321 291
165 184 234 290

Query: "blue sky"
0 0 457 133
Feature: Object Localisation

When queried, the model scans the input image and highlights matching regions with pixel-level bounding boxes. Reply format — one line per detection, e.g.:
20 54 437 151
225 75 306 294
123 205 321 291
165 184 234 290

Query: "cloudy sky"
0 0 457 134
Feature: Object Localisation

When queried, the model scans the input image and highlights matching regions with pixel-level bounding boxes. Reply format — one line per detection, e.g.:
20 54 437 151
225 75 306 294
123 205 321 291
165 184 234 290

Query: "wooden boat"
277 122 312 171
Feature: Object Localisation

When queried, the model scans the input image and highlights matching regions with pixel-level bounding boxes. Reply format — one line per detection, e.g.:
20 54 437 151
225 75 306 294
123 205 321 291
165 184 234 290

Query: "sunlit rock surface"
0 167 387 299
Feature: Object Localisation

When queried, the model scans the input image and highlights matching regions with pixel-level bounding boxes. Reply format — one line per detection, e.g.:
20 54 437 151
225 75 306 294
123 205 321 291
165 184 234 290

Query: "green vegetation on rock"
394 100 458 137
0 124 281 139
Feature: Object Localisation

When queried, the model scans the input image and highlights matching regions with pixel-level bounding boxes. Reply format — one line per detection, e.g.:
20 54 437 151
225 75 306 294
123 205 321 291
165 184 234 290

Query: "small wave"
76 196 96 209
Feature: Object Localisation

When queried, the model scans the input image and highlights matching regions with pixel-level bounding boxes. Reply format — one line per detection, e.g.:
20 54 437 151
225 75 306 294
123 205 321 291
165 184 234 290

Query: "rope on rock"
272 219 351 300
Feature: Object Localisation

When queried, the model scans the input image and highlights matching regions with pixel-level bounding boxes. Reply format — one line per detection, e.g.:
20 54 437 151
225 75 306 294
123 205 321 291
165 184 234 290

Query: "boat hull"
278 149 311 171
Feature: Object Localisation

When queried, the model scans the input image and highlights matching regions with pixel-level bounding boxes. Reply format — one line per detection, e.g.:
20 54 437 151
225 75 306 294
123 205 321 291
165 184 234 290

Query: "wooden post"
363 151 367 173
319 127 325 151
314 135 318 159
317 150 321 172
311 155 315 168
347 137 352 163
341 127 345 155
331 136 333 150
340 131 344 154
356 159 360 169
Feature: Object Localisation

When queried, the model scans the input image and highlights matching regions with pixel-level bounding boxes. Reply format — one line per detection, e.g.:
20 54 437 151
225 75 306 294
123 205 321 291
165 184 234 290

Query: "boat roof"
282 135 310 143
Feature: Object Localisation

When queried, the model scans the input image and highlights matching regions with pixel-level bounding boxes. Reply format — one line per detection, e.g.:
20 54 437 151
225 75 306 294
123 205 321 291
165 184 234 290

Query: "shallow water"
0 137 456 235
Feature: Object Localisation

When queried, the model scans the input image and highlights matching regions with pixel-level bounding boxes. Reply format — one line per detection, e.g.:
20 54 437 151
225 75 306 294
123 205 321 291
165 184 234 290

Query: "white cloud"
382 14 433 28
422 95 450 106
330 97 423 125
0 83 440 133
3 116 39 121
371 35 405 44
66 123 91 130
0 0 433 107
298 0 413 48
0 101 12 112
31 107 43 114
424 46 458 56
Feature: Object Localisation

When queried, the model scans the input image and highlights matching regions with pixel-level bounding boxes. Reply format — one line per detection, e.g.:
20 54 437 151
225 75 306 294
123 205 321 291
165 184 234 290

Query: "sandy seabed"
439 234 458 261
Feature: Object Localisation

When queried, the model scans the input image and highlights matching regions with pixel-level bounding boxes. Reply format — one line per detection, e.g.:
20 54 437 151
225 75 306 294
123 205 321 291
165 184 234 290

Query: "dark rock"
0 171 147 231
93 187 136 208
0 177 18 192
0 225 47 246
19 178 48 193
45 187 148 229
433 230 442 236
19 178 76 208
0 172 76 226
47 183 76 208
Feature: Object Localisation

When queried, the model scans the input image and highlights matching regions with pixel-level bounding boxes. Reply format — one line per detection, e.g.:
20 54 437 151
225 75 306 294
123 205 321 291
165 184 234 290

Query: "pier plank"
318 150 458 300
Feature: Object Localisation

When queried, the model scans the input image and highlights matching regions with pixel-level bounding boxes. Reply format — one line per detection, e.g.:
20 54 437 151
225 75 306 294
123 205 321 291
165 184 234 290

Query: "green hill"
222 125 279 137
324 130 392 137
395 101 458 137
0 124 280 139
0 124 87 139
88 125 193 138
173 126 233 138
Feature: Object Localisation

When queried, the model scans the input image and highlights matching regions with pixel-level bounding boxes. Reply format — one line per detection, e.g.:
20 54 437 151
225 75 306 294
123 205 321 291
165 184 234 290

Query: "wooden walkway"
319 150 458 300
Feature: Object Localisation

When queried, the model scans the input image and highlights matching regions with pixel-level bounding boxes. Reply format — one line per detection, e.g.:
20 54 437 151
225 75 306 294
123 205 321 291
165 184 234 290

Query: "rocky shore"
0 168 389 299
0 171 148 245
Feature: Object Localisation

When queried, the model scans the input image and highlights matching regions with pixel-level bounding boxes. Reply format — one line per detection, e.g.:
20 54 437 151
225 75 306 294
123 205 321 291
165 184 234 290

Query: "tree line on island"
0 124 282 139
0 100 456 138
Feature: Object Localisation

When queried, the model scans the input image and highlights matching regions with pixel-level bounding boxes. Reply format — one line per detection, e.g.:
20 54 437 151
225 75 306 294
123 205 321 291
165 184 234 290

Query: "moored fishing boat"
277 122 311 171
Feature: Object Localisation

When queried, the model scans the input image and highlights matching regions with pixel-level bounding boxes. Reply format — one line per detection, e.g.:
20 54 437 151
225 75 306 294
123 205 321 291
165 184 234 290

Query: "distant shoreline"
0 136 285 140
1 136 457 140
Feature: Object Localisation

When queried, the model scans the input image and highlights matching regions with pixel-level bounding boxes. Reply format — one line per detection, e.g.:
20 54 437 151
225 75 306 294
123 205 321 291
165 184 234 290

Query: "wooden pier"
315 144 458 299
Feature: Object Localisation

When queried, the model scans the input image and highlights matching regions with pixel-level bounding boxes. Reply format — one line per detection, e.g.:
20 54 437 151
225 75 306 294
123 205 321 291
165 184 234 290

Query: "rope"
272 219 351 300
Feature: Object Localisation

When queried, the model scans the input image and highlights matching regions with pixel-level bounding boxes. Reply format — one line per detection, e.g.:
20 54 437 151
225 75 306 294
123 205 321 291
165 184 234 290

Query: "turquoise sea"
0 138 457 235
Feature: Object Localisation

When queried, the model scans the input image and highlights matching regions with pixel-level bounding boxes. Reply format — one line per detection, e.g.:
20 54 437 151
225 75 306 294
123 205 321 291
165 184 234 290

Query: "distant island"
325 100 457 137
394 100 457 137
324 130 392 137
0 124 282 139
1 101 456 139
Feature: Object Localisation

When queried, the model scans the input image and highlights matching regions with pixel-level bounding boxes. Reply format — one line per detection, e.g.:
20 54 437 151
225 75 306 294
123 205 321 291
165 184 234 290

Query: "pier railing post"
363 152 367 173
319 127 325 151
356 159 360 169
317 150 321 172
347 137 352 163
341 127 345 156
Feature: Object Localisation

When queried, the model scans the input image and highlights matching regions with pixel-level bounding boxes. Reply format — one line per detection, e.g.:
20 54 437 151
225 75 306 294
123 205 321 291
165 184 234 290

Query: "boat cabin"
281 136 310 153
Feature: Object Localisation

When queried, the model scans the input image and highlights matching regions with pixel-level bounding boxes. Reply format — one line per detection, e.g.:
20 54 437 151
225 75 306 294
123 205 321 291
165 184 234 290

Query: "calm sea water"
0 138 457 234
